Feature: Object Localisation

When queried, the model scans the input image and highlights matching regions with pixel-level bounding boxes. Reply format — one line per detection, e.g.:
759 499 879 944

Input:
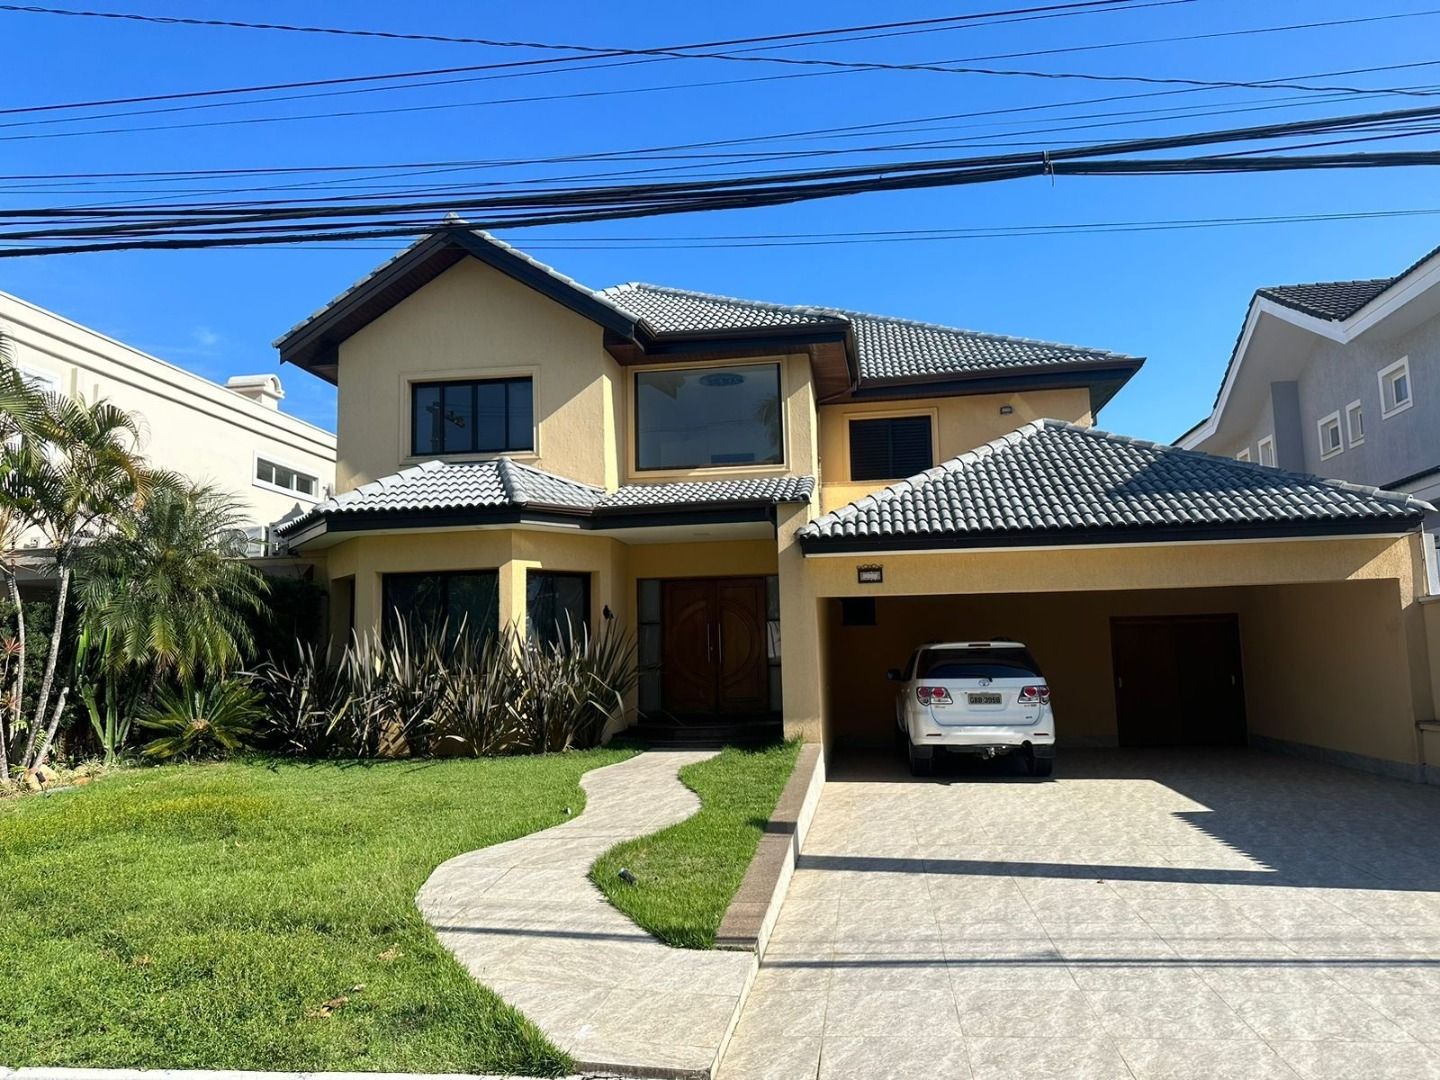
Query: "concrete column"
777 503 824 743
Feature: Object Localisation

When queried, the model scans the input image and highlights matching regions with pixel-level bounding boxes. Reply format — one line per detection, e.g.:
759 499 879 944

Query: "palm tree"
18 393 163 770
0 340 47 783
75 482 268 682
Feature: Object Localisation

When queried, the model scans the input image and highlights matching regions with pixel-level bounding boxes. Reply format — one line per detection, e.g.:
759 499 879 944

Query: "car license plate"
967 692 1003 705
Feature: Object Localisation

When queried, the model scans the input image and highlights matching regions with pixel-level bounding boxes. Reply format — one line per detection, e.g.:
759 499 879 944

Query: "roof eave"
798 515 1423 555
275 228 641 382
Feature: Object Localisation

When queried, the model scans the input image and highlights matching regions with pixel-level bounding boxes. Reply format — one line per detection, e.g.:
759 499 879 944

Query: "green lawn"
591 741 800 949
0 751 631 1075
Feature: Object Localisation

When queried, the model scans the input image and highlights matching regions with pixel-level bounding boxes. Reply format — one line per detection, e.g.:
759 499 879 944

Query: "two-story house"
1 289 337 554
1179 243 1440 523
274 228 1440 782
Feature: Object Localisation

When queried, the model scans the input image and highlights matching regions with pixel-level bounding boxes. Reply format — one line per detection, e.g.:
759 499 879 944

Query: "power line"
6 103 1440 255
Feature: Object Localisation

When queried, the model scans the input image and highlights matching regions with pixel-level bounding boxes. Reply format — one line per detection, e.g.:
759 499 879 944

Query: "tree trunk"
25 562 69 770
31 684 69 773
2 567 24 784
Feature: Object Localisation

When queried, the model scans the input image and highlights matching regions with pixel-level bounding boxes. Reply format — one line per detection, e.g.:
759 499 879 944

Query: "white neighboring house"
1178 241 1440 590
0 289 336 560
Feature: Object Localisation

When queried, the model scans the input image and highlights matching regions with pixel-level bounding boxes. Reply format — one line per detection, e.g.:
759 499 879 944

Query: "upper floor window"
1257 435 1276 468
412 377 533 457
849 415 933 481
1318 411 1343 460
1345 401 1365 446
1235 448 1251 462
635 363 782 471
1379 357 1413 419
256 456 319 499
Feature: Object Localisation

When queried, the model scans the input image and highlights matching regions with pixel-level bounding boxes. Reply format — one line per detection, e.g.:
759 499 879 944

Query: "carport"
782 421 1436 779
823 580 1412 757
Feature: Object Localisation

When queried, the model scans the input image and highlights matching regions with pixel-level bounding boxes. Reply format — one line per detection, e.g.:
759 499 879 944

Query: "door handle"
717 622 724 667
706 622 713 663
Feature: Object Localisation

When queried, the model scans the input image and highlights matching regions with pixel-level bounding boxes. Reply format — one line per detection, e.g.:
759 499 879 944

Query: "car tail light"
1019 684 1051 705
915 686 952 705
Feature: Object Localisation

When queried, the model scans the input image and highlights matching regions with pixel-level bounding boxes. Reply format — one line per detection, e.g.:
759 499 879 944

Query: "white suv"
889 641 1055 777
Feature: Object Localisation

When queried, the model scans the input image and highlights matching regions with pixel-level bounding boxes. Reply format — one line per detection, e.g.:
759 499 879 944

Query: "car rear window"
917 647 1041 679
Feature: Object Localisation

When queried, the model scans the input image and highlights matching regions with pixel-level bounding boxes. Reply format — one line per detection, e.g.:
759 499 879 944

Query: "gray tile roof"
1257 279 1393 322
799 420 1426 547
1256 241 1440 322
601 283 1139 383
275 458 814 537
603 474 815 510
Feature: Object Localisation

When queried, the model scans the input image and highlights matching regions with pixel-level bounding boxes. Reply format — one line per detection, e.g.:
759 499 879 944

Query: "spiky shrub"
137 678 265 760
249 619 637 759
247 642 350 757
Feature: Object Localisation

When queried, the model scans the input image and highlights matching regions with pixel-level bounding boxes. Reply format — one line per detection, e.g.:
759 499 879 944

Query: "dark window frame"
526 570 592 647
410 376 534 457
848 414 934 482
633 362 785 472
381 569 500 643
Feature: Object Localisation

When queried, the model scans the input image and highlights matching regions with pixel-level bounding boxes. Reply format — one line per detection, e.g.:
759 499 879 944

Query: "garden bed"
0 751 631 1075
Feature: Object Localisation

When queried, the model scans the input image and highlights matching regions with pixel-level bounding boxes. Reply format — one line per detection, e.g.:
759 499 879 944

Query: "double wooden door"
1112 614 1247 747
662 578 769 719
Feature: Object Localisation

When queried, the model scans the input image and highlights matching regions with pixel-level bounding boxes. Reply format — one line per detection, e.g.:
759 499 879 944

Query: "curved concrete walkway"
417 751 755 1079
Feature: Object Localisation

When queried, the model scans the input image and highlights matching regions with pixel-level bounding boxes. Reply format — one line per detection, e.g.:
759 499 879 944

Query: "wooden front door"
1112 614 1246 747
662 578 769 719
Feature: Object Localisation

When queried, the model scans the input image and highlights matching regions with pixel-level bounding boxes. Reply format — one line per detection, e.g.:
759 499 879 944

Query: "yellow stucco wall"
334 258 624 491
817 388 1092 512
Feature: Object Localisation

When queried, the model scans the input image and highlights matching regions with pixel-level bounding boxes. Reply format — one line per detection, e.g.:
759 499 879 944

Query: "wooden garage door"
1111 614 1246 747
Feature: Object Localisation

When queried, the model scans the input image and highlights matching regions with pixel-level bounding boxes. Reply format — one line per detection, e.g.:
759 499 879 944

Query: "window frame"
525 569 592 647
381 569 500 643
253 451 322 502
409 375 535 458
1345 400 1365 446
17 364 61 395
1257 435 1276 468
1378 357 1413 420
630 360 787 476
1235 447 1251 463
846 413 936 482
1317 411 1344 461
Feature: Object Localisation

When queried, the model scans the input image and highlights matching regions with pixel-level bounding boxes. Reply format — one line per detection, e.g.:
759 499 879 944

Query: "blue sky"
2 0 1437 441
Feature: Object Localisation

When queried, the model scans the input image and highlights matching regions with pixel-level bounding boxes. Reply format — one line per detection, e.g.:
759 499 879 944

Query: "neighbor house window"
634 363 782 471
412 377 533 457
526 571 590 647
1318 411 1343 460
18 365 61 395
383 570 499 644
1257 435 1276 468
1345 401 1365 446
1379 357 1412 419
256 456 319 498
848 415 933 481
1235 448 1251 462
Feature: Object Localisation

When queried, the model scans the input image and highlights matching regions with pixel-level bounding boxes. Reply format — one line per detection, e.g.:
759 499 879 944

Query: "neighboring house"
1178 243 1440 522
0 289 337 554
274 228 1440 783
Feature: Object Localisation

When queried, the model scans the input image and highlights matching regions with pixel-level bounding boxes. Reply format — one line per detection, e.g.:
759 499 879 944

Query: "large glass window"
411 377 533 457
382 570 499 643
256 456 319 498
635 364 782 471
526 571 591 647
848 415 933 481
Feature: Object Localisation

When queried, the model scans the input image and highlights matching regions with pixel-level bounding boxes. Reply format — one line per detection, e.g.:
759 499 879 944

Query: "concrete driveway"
717 749 1440 1080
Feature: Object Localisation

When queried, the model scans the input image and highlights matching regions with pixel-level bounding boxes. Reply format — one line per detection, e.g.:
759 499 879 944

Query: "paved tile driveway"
718 749 1440 1080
